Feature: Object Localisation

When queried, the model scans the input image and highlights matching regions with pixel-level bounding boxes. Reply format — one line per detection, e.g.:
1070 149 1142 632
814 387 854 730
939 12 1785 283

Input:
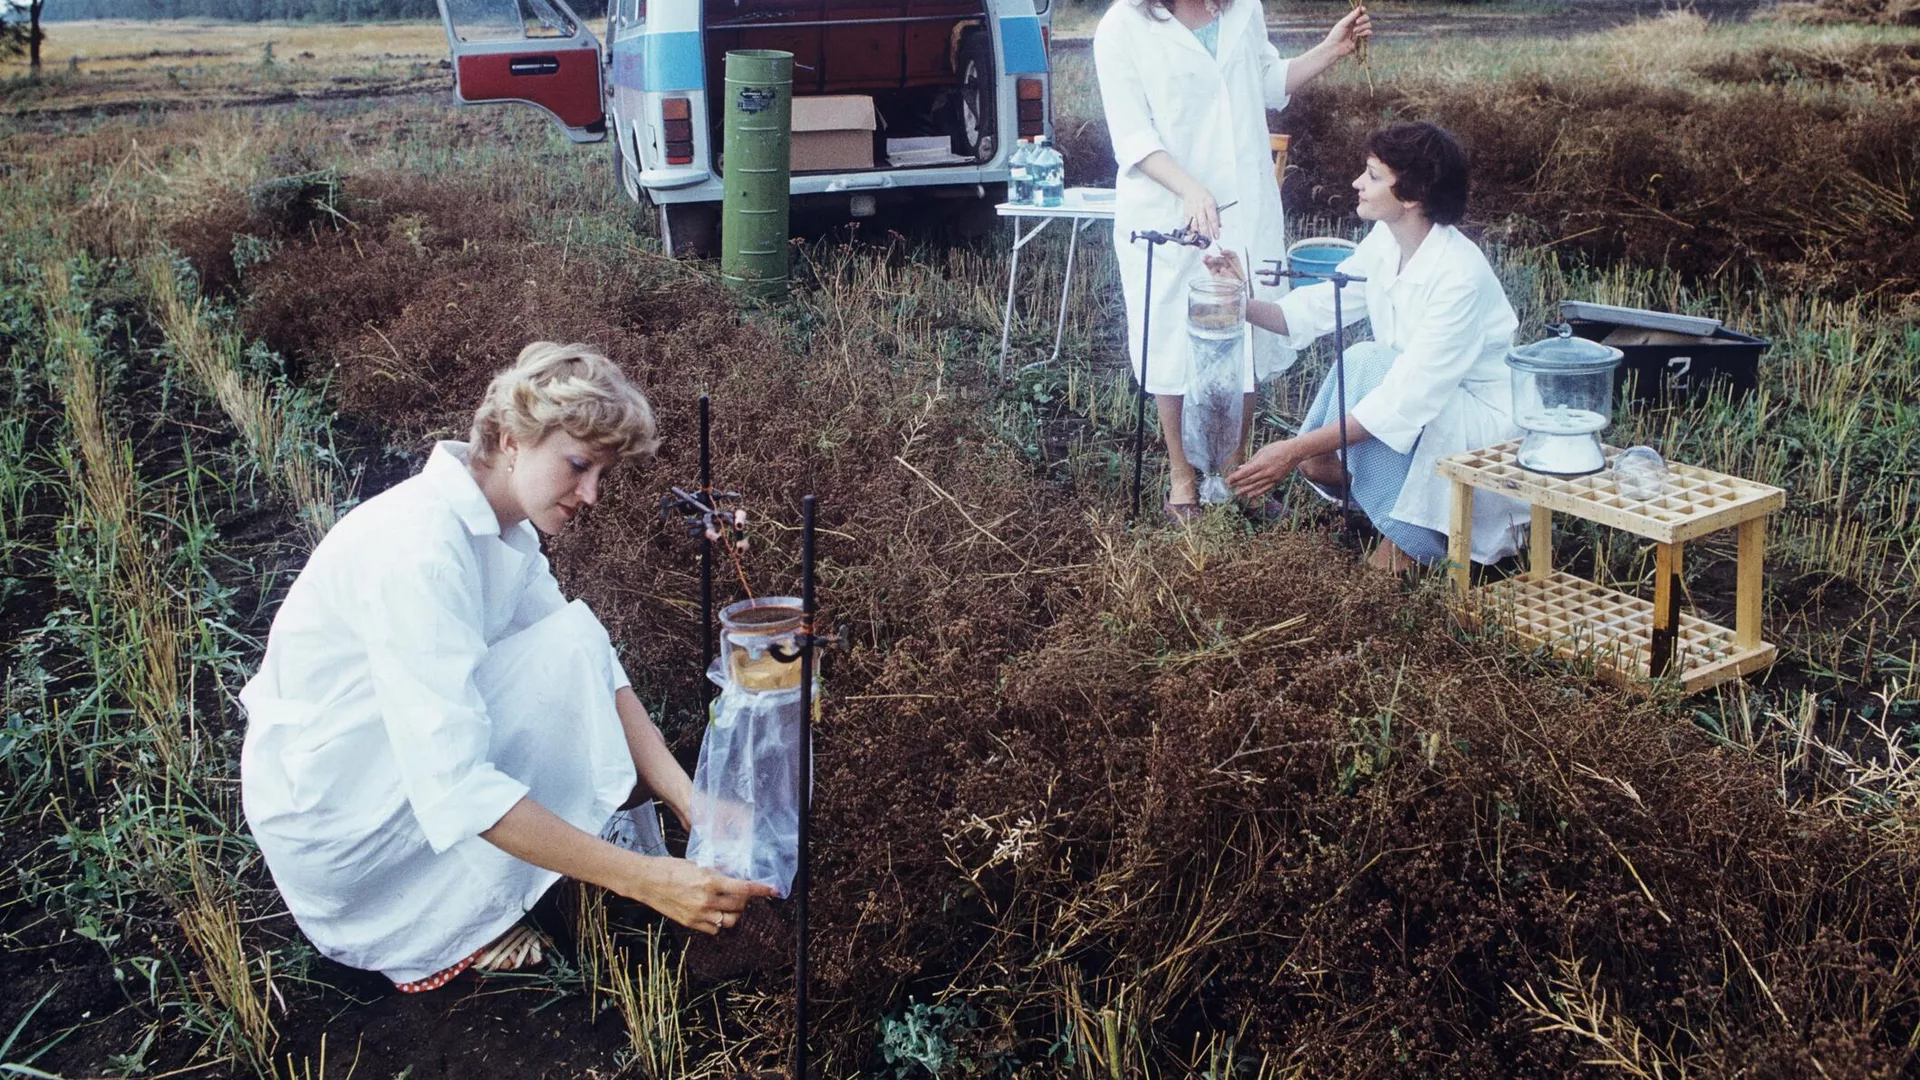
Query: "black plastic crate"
1566 318 1769 406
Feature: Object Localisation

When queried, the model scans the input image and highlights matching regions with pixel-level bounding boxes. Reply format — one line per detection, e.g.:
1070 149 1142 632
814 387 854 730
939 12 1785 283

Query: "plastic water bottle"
1034 136 1064 208
1008 138 1035 205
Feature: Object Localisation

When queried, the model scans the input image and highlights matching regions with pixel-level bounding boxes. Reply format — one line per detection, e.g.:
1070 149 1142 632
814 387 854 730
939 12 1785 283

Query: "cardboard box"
792 95 875 172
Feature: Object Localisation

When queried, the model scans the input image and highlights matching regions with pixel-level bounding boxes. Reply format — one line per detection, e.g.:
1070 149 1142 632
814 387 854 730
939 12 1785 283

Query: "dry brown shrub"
1057 64 1920 298
176 174 1920 1077
1274 77 1920 298
1769 0 1920 26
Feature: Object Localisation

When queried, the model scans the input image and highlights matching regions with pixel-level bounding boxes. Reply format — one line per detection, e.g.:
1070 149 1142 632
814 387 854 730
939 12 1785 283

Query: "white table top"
996 187 1117 220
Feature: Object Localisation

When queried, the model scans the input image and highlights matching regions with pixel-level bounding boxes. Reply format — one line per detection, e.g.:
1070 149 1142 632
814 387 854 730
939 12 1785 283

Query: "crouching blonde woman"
240 342 775 993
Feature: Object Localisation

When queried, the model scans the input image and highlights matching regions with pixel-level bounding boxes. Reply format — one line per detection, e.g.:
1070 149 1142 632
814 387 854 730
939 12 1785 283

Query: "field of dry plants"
3 3 1919 1079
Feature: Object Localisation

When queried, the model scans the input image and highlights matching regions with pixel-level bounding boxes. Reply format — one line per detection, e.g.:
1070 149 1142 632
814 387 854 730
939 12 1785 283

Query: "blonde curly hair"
469 342 661 465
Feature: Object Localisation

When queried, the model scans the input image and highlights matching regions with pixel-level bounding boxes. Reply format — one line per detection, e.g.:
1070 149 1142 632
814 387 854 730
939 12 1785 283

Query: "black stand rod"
1127 226 1213 521
1331 283 1353 529
1257 262 1368 533
699 395 714 674
794 494 816 1080
1130 240 1154 521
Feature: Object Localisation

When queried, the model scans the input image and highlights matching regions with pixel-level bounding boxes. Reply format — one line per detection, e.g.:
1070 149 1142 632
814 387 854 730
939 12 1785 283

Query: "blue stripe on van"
999 16 1047 74
642 30 704 92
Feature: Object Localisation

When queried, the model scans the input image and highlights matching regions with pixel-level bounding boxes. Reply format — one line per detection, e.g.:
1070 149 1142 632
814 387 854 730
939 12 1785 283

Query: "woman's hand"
620 855 779 935
1228 439 1301 499
1203 249 1246 284
1180 182 1222 241
481 798 776 935
1322 6 1372 58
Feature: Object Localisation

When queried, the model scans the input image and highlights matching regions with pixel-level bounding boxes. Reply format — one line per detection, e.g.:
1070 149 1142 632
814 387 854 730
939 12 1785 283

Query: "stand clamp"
1256 260 1368 538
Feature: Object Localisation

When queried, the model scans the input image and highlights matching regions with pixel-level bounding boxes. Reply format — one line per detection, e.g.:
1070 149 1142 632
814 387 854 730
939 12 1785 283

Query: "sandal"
1163 500 1203 525
392 923 552 993
1239 495 1287 523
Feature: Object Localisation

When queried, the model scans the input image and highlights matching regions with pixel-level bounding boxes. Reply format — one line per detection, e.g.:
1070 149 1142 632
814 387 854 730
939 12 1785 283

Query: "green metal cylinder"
721 49 793 298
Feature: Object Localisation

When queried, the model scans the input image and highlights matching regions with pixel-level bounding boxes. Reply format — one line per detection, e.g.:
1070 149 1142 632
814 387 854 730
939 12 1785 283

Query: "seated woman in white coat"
1219 122 1527 571
1094 0 1370 519
240 342 775 993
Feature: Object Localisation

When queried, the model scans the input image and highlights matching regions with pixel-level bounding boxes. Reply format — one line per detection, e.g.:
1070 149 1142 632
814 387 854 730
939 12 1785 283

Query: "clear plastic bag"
1185 280 1248 504
687 659 811 896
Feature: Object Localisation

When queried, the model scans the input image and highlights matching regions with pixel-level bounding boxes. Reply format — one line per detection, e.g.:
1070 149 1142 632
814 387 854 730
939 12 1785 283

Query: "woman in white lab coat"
1094 0 1370 518
1221 123 1528 571
240 343 775 991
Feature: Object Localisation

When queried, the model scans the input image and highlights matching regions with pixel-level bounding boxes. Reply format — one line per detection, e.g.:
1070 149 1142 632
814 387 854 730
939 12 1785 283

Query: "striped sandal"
392 923 552 993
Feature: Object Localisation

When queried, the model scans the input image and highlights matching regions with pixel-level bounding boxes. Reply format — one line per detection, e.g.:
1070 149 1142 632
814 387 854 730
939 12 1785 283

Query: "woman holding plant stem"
1209 123 1528 571
1094 0 1370 519
240 343 774 992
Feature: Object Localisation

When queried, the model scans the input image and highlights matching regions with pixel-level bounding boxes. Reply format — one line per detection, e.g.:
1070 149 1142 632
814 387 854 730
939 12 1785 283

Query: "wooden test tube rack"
1439 441 1784 694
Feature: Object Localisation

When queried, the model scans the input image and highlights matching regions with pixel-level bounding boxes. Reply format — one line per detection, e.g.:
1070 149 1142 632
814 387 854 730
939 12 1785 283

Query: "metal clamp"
768 622 850 663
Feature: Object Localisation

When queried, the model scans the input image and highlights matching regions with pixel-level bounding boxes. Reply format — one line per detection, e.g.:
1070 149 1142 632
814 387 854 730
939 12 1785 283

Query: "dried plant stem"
606 924 687 1079
144 257 338 545
1510 957 1688 1080
177 843 280 1066
38 259 192 775
1352 0 1376 97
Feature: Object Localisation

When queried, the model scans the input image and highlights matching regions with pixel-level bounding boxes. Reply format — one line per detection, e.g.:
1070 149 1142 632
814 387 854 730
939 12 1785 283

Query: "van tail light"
1041 25 1050 56
1016 78 1045 138
662 96 694 165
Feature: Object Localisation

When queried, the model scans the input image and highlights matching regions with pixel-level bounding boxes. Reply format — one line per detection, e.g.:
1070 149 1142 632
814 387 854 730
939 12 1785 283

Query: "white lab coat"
1274 222 1527 563
239 442 637 982
1094 0 1296 395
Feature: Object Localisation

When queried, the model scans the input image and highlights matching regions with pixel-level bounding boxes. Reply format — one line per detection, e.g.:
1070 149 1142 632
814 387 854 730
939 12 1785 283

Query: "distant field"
1 19 449 114
16 19 447 71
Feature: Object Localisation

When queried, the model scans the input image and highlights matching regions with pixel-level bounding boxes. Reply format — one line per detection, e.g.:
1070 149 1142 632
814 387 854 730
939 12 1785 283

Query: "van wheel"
659 202 720 259
950 28 996 162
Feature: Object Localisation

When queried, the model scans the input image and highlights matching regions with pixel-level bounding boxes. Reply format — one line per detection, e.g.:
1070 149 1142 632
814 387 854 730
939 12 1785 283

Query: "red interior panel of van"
457 50 604 128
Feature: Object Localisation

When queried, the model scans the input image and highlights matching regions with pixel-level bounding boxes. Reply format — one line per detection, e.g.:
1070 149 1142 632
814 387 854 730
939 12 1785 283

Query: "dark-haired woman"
1217 122 1527 571
1095 0 1370 518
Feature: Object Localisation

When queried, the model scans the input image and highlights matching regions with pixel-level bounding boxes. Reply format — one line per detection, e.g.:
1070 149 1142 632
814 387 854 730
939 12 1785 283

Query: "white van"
434 0 1055 255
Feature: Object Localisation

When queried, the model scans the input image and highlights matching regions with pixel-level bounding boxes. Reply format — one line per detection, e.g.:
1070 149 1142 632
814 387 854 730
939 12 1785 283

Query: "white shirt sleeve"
1259 31 1292 110
1272 257 1370 350
1349 273 1493 455
361 547 530 854
1094 16 1169 178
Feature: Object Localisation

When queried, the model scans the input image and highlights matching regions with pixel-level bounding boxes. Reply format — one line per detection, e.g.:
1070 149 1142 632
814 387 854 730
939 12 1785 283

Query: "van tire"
950 28 996 162
659 202 721 259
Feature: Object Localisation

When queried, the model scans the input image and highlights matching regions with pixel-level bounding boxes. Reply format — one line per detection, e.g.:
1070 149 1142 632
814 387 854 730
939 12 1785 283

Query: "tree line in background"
40 0 608 20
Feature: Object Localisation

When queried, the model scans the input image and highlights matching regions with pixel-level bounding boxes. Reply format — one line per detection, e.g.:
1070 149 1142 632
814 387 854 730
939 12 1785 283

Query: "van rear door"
435 0 607 142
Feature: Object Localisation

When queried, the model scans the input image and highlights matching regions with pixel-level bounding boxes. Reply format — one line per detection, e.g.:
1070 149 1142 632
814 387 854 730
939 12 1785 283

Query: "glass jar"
718 597 807 692
1506 324 1624 476
1184 279 1248 503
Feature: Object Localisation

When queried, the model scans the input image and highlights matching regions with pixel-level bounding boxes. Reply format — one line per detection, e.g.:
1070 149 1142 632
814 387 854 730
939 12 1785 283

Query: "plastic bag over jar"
688 598 816 896
687 663 812 896
1184 279 1248 504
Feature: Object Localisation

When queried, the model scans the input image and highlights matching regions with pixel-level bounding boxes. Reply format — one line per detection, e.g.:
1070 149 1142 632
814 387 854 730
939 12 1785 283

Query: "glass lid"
1506 323 1624 375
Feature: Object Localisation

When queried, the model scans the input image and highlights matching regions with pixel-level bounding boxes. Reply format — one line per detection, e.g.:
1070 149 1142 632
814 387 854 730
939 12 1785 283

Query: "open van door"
435 0 607 143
